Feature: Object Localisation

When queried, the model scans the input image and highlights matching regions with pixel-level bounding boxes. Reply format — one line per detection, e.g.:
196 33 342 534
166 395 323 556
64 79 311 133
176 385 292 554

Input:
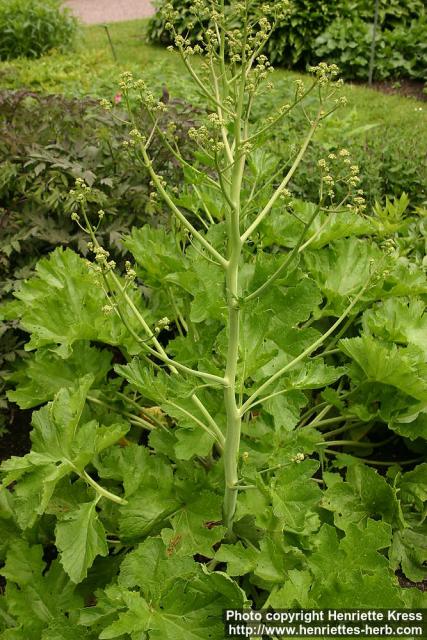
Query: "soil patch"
0 408 31 463
351 79 426 102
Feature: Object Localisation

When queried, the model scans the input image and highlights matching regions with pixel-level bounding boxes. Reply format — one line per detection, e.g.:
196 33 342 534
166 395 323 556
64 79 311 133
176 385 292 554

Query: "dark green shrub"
315 16 427 80
0 0 78 61
0 90 197 276
147 0 427 79
147 0 341 67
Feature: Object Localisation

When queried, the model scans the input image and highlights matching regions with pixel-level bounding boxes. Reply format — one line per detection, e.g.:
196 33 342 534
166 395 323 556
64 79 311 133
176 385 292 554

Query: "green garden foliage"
0 0 78 61
148 0 427 79
315 15 427 80
0 3 426 635
0 90 196 428
254 86 427 209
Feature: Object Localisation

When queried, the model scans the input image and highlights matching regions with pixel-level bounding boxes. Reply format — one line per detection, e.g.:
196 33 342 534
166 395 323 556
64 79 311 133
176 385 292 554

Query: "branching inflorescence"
75 0 372 535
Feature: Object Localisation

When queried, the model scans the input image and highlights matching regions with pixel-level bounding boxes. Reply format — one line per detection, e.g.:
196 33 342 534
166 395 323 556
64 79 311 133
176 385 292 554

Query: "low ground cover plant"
0 0 78 61
249 79 427 208
0 1 426 637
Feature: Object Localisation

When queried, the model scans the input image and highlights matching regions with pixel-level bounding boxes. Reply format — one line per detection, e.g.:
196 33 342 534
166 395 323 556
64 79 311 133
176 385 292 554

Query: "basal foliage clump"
1 1 426 637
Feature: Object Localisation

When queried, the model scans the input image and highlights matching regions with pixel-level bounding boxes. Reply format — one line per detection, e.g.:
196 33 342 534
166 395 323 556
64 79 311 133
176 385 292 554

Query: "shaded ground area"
353 78 426 102
64 0 155 24
0 409 31 463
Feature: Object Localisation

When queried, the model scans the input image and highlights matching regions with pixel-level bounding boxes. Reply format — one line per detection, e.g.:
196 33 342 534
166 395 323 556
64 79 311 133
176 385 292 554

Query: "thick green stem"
223 255 242 532
222 62 246 532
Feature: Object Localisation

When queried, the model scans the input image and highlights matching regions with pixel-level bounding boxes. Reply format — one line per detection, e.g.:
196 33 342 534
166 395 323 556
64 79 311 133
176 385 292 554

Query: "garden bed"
0 6 426 638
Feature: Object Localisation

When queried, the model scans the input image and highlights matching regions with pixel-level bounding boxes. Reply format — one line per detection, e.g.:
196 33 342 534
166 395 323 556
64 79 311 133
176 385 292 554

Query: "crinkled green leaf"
55 499 109 583
285 360 347 390
390 527 427 583
272 326 322 357
7 248 142 357
389 409 427 441
322 464 401 530
104 447 178 541
115 358 170 402
398 463 427 507
7 342 112 409
252 537 303 586
267 569 313 608
161 492 225 558
270 459 322 534
340 335 427 402
119 487 181 542
258 199 312 248
0 492 21 561
267 279 322 328
41 621 94 640
363 297 427 357
124 225 187 285
115 359 223 458
189 263 225 323
96 443 173 499
119 538 195 596
1 377 128 528
299 521 405 607
174 428 215 460
1 539 45 586
308 209 375 248
263 389 307 431
304 238 381 313
214 541 257 576
239 273 325 386
386 263 427 297
0 540 82 639
85 541 246 640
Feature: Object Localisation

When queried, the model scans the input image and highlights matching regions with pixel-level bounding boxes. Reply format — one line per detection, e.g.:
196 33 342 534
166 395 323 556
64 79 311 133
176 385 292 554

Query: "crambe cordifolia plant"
2 3 427 635
80 0 371 534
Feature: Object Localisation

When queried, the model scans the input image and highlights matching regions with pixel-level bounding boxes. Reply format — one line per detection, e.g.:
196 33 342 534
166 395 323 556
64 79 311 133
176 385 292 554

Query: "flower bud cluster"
294 79 305 99
291 453 305 463
381 238 397 256
125 260 137 282
279 188 291 202
86 245 116 274
160 1 179 22
188 125 225 153
308 62 340 86
270 0 292 20
69 177 91 205
118 71 167 116
154 316 171 334
125 128 147 148
317 149 366 212
100 98 112 111
246 54 274 93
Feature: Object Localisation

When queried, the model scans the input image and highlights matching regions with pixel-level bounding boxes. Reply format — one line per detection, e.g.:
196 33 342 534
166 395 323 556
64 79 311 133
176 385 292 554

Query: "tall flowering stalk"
84 0 367 535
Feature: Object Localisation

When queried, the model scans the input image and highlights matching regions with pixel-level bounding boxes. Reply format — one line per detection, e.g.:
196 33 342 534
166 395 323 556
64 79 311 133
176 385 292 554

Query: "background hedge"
147 0 427 80
0 0 78 61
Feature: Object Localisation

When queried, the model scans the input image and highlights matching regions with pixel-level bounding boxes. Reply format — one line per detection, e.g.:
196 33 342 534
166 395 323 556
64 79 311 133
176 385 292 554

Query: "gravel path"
64 0 155 24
